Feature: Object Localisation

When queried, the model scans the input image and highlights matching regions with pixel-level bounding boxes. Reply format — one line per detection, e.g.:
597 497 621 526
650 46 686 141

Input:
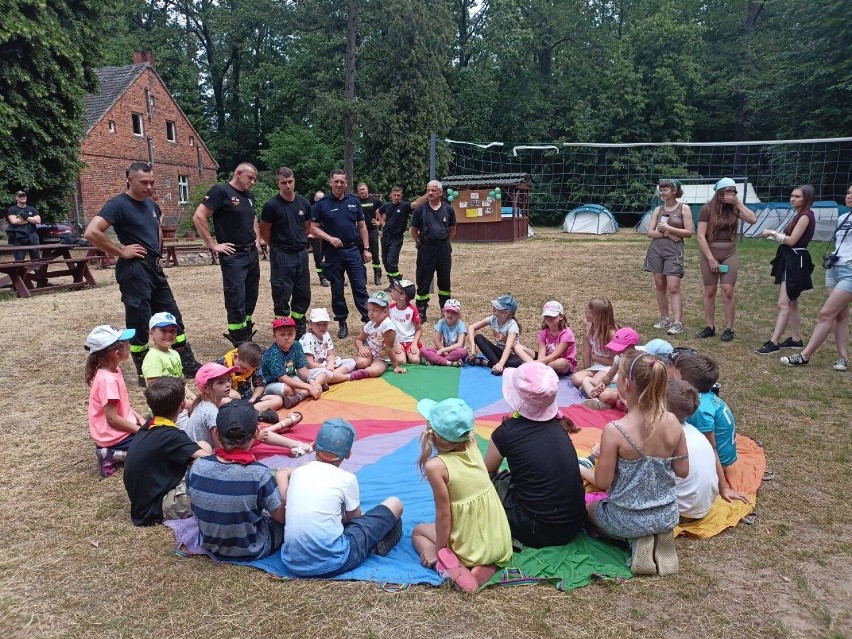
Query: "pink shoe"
436 548 478 593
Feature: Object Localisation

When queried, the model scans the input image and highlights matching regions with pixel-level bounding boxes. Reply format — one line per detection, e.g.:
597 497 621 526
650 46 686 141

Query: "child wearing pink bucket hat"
580 327 641 411
482 362 586 548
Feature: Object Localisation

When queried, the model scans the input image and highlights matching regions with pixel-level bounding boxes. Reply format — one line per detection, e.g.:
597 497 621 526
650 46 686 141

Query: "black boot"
416 302 428 324
295 318 307 340
175 342 202 377
374 269 382 286
319 275 330 287
223 326 251 348
337 321 349 339
246 319 257 342
384 276 397 292
130 349 147 388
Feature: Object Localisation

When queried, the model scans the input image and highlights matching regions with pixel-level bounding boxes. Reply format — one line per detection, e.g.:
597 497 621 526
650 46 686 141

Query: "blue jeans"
325 245 369 322
311 505 397 578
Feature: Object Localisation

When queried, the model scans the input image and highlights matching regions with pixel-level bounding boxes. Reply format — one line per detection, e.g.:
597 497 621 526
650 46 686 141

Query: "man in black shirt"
260 167 313 338
194 163 261 347
410 180 456 322
84 162 202 385
310 190 329 287
377 186 427 292
6 191 41 260
357 182 383 286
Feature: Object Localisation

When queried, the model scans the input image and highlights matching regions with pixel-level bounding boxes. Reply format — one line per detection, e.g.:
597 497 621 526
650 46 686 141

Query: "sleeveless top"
652 202 685 243
438 444 513 568
594 421 685 539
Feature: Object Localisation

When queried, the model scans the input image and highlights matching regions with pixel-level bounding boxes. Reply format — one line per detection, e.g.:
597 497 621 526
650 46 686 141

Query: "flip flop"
436 548 478 593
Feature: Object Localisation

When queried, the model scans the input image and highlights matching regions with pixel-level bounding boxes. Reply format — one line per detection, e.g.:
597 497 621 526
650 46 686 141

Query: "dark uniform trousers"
311 237 325 276
270 246 311 319
416 240 452 310
219 248 260 328
368 229 381 271
381 233 404 279
9 231 40 261
116 256 188 349
325 244 369 322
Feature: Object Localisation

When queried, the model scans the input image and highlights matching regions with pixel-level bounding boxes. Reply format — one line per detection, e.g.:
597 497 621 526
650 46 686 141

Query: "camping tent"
636 181 762 232
741 201 849 241
561 204 619 234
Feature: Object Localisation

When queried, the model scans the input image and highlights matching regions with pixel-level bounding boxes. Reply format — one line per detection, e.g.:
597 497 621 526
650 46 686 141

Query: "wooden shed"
442 173 532 242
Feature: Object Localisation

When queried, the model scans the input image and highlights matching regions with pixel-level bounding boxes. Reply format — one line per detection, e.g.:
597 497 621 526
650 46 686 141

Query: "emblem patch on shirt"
298 210 304 217
231 197 241 207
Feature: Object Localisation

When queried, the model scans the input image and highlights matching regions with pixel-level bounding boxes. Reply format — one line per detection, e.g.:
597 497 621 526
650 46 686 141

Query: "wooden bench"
0 245 100 298
162 242 269 267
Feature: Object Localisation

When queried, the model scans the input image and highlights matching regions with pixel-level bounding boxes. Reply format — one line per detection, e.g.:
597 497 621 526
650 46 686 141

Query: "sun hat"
606 327 640 353
272 316 296 330
541 301 564 317
395 279 416 300
85 325 135 353
502 362 559 421
149 312 178 329
443 298 461 313
195 362 238 389
643 338 674 361
367 290 390 307
491 294 517 313
714 177 737 191
417 398 474 443
309 308 331 322
215 399 258 444
315 418 356 459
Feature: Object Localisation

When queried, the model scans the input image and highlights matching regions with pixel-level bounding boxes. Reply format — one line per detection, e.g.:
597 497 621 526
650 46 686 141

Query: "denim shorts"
825 262 852 294
313 504 397 578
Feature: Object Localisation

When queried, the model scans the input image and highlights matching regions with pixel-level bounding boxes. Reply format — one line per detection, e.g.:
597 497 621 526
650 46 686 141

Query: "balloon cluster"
489 187 502 200
446 189 460 202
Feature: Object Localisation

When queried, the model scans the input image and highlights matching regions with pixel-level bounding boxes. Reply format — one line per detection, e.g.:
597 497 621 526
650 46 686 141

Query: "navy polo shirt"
261 194 312 250
98 193 162 257
311 194 364 244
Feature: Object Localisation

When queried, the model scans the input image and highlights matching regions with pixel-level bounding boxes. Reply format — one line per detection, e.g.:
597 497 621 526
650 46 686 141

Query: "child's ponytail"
621 352 668 429
417 429 435 474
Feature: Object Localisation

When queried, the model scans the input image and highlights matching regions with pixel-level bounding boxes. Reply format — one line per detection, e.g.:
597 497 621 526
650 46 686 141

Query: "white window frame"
132 113 144 136
108 120 116 133
178 175 189 204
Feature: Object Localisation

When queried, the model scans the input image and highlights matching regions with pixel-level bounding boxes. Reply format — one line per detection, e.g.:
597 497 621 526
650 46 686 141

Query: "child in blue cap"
466 294 525 375
412 398 512 593
281 418 404 576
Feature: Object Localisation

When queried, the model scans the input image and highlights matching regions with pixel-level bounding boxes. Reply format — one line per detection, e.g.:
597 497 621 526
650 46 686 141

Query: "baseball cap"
195 362 238 389
491 294 517 313
309 308 331 322
149 312 179 329
502 362 559 421
541 301 564 317
215 399 259 444
85 325 135 353
606 327 640 353
417 398 474 443
443 298 461 313
315 418 356 460
272 316 296 330
15 191 26 197
643 338 674 361
367 290 390 307
714 177 737 191
395 279 416 300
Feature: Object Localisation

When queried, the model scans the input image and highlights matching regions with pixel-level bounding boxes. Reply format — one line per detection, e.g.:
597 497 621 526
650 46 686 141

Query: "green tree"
0 0 113 220
260 125 341 195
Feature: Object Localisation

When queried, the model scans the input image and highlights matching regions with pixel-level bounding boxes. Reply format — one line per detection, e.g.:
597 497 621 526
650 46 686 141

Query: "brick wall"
78 67 218 226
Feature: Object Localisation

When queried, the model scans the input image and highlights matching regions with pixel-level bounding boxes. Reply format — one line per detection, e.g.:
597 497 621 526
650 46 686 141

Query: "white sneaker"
833 357 849 371
666 321 683 335
654 316 672 329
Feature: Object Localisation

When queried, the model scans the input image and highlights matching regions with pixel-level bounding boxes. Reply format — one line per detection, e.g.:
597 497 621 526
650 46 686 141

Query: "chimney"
132 50 156 68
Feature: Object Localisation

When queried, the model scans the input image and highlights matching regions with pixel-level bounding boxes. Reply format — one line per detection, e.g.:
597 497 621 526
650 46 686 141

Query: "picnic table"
161 241 269 267
0 244 100 298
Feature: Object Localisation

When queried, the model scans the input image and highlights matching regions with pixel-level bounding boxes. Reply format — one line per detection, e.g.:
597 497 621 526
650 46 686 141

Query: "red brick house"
75 52 218 229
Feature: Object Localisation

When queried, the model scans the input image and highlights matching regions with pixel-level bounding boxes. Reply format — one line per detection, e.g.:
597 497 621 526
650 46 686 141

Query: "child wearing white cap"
420 298 469 366
85 325 146 477
300 307 358 384
351 291 407 378
516 300 577 375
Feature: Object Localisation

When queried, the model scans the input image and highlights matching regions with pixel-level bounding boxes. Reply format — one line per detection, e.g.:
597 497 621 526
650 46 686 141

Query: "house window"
166 121 176 143
189 136 194 147
132 113 144 136
108 120 116 133
178 175 189 203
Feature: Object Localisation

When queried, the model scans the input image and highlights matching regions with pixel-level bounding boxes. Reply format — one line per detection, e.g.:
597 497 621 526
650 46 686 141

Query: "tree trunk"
344 0 357 185
736 1 764 142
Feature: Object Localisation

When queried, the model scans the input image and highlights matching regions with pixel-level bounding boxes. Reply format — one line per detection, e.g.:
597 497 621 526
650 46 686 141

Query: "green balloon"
496 193 502 200
495 187 501 194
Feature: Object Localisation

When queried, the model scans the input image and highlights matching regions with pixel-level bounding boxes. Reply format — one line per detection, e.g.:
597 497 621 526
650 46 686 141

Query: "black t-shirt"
98 193 162 257
311 193 364 245
5 205 39 236
490 416 586 525
379 201 413 236
123 424 201 526
411 202 456 242
202 183 257 246
359 196 383 229
261 194 313 250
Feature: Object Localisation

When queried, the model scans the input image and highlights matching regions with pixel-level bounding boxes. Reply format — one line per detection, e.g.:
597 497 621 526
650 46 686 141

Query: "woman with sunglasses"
695 178 757 342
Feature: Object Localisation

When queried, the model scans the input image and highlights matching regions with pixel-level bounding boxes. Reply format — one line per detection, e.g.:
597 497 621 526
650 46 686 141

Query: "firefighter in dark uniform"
310 190 329 286
193 162 261 347
377 186 428 291
357 182 383 286
259 167 313 338
410 180 456 323
310 169 372 339
84 162 202 386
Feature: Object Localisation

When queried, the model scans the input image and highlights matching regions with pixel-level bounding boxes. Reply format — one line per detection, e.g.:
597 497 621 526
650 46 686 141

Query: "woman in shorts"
695 178 757 342
644 179 694 336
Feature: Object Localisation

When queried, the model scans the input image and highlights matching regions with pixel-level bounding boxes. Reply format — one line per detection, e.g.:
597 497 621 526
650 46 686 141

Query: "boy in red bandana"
186 399 293 560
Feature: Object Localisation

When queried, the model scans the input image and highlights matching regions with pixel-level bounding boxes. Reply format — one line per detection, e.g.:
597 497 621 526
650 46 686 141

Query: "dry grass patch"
1 228 849 638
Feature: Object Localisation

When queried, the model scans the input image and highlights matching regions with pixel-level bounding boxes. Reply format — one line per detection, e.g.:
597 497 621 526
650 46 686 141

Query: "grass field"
1 228 849 639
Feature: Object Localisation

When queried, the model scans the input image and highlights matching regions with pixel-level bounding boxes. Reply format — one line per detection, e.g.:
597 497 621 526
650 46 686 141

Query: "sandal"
271 412 302 433
290 442 313 458
436 548 479 593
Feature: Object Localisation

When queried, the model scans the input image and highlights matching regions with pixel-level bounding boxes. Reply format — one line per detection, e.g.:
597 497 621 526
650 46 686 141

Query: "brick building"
75 52 218 228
